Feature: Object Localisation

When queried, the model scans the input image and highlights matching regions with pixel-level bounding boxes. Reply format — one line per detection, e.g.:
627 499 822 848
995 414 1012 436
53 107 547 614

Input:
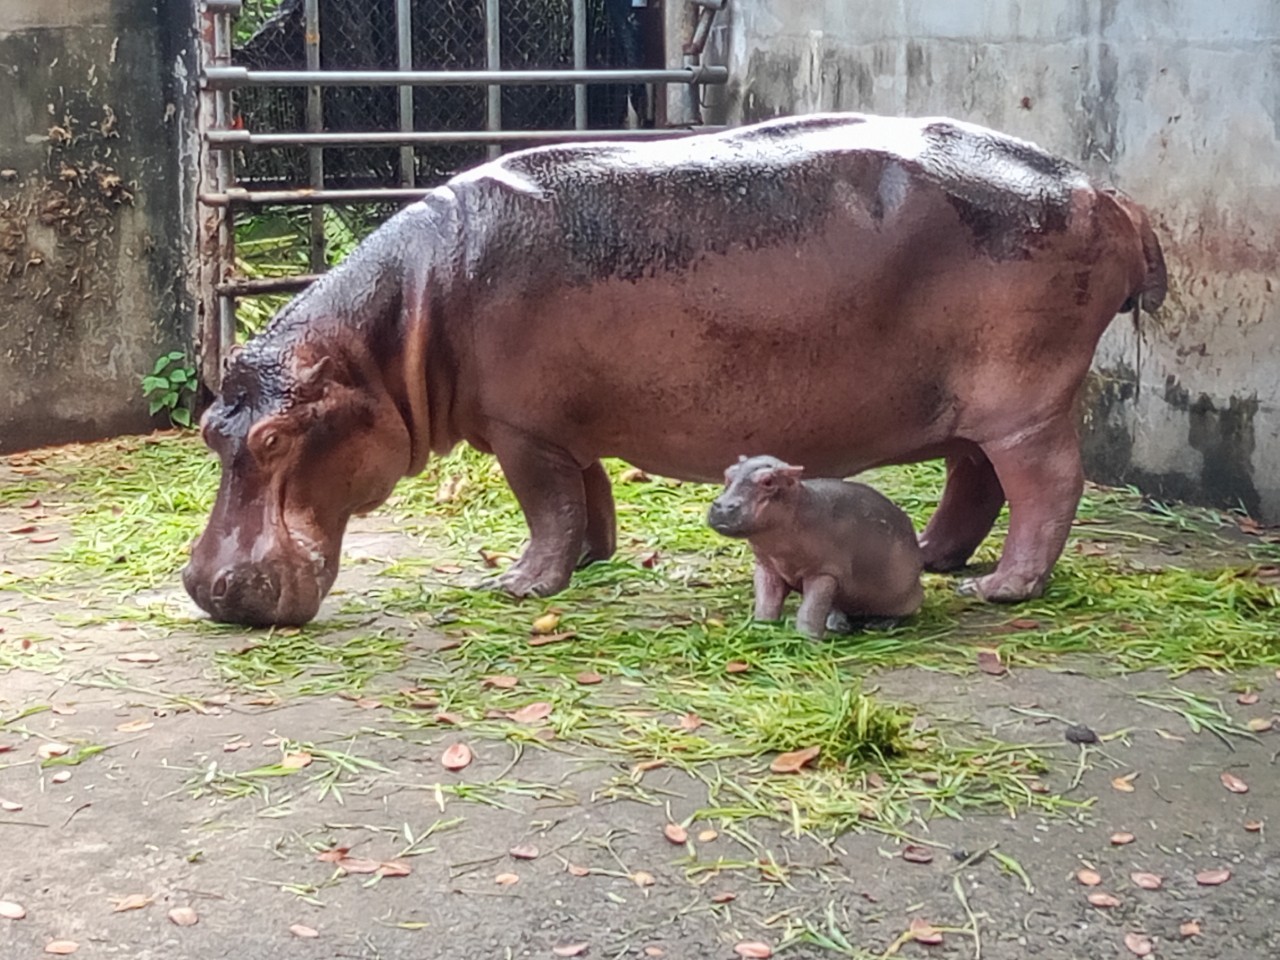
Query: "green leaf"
147 399 165 415
167 351 187 363
171 407 193 428
142 376 167 393
169 369 189 384
152 356 171 375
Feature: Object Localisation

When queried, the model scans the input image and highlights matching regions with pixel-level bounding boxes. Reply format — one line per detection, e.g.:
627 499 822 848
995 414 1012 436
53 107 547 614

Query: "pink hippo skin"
708 455 924 640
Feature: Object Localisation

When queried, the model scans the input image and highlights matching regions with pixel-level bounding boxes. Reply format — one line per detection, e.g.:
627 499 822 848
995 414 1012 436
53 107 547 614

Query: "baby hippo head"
707 455 805 538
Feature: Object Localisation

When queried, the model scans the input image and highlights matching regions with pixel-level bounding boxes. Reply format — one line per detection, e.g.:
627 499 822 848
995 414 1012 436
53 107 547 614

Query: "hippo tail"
1107 189 1167 314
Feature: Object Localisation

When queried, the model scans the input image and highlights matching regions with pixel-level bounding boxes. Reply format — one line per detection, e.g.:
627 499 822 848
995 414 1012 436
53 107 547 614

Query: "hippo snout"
182 560 322 627
707 497 748 538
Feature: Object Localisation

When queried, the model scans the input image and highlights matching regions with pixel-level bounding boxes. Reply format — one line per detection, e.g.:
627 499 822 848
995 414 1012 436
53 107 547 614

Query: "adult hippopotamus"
183 112 1166 626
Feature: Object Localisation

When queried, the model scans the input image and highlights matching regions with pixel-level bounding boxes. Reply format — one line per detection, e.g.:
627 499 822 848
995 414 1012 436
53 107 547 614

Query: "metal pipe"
216 275 324 297
303 0 325 273
201 187 434 206
688 0 725 8
202 65 729 88
213 4 236 360
202 0 243 14
572 0 587 131
485 0 502 160
205 125 723 149
395 0 415 188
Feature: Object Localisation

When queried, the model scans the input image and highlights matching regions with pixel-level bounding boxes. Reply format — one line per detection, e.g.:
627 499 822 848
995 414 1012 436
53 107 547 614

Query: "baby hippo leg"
753 561 789 621
826 611 905 635
795 574 838 640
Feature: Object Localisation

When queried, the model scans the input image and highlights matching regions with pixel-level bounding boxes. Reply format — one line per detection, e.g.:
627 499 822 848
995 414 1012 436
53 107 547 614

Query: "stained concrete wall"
0 0 196 453
699 1 1280 519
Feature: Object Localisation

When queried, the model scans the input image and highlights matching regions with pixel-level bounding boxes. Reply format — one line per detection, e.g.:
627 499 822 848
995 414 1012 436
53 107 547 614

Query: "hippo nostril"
210 571 230 601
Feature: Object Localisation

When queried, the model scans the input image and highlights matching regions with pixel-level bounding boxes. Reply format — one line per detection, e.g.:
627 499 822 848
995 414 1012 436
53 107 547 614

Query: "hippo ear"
773 464 804 487
295 356 334 404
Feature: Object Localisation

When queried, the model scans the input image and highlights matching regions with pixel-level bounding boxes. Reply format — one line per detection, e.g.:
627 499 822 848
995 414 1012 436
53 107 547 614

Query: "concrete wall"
0 0 196 453
701 0 1280 519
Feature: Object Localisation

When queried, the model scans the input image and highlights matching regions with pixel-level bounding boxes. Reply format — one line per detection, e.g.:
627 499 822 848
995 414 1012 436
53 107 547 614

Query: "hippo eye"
262 433 278 450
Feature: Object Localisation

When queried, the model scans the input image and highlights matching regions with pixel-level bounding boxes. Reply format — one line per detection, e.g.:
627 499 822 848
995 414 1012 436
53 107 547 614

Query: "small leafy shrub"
142 351 198 428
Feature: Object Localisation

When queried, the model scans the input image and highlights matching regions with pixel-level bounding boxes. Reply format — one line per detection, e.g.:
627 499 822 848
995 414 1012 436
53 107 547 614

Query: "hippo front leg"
752 561 789 621
485 427 587 598
795 574 838 640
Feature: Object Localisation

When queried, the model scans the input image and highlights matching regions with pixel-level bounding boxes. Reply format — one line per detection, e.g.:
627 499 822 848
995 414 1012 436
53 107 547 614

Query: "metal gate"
194 0 728 390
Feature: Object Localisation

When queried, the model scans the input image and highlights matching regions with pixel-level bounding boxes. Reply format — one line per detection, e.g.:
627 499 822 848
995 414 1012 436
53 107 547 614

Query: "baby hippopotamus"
707 455 924 640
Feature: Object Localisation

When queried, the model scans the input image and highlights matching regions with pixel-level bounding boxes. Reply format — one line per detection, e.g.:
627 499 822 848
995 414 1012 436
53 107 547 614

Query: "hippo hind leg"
919 445 1006 572
963 416 1083 602
579 460 617 567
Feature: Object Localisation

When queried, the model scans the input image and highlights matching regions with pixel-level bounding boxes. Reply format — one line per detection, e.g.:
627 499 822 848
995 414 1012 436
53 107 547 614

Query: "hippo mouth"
707 499 749 538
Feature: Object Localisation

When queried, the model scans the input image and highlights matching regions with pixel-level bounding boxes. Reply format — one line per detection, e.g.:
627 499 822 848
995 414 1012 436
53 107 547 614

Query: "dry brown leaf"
6 524 37 535
1179 920 1201 938
50 771 71 784
1112 772 1138 792
1220 772 1249 794
678 713 703 732
1131 872 1163 890
552 943 590 958
168 906 198 927
698 829 718 842
909 918 943 946
1244 819 1263 832
315 847 350 863
281 752 312 770
663 824 688 845
566 863 590 877
434 475 466 503
1027 779 1050 794
434 711 464 725
336 857 382 875
575 672 603 685
1008 618 1040 630
37 742 70 760
1195 867 1231 886
1237 691 1260 705
631 871 656 887
618 467 650 483
509 702 552 724
976 648 1007 676
1123 933 1153 957
117 652 161 663
433 563 464 574
643 948 665 958
440 742 472 771
1087 892 1121 908
29 534 59 544
50 704 76 716
0 900 26 919
0 800 21 812
509 843 539 860
711 891 736 904
377 861 412 878
354 698 382 710
115 719 154 733
531 611 562 635
528 630 576 647
1247 717 1274 732
481 675 518 689
289 924 319 939
733 941 773 959
44 941 79 955
1076 542 1108 557
494 872 520 886
111 894 152 913
1076 868 1102 886
769 745 820 774
1110 832 1136 846
725 660 751 674
902 845 935 864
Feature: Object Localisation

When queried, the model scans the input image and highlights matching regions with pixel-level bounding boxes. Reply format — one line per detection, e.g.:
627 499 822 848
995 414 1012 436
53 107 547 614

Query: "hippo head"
183 342 412 626
706 455 805 539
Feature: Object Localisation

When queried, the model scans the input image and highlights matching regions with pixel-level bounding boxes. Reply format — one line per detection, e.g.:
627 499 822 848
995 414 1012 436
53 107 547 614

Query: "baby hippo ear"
776 464 805 486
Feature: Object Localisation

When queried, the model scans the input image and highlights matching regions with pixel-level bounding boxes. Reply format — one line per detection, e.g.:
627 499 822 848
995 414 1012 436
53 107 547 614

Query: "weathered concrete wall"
701 0 1280 519
0 0 196 452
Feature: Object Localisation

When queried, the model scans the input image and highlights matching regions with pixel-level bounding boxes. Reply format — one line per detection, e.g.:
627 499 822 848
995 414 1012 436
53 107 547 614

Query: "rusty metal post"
304 0 326 272
395 0 416 187
485 0 502 160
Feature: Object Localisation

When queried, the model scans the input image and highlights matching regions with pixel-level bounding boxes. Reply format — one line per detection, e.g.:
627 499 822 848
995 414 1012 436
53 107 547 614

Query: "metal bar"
485 0 502 160
395 0 415 188
206 126 722 149
202 65 729 88
303 0 325 274
202 0 243 14
572 0 587 131
688 0 725 9
201 188 433 207
213 5 236 364
216 275 324 297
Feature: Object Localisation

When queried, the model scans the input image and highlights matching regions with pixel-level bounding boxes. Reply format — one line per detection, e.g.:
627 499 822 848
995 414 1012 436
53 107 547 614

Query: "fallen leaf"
1112 772 1138 792
663 824 688 844
1076 542 1108 557
531 611 562 635
976 648 1007 676
631 871 655 887
433 563 464 574
354 698 382 710
1244 819 1263 832
1131 872 1163 890
698 829 718 842
902 845 935 864
6 524 37 535
50 704 76 716
0 900 26 920
1123 933 1153 957
769 745 820 774
376 861 412 878
1220 772 1249 794
440 742 473 771
1247 717 1274 732
639 551 660 568
481 675 518 689
552 943 590 958
619 467 650 483
1237 691 1260 705
643 948 665 958
50 771 71 784
222 738 250 753
315 847 350 863
168 906 198 926
1195 868 1231 886
281 752 312 769
678 712 703 732
575 672 602 685
1008 617 1040 630
289 924 319 938
734 941 773 959
1027 779 1050 794
117 652 161 663
909 918 943 946
528 631 576 647
44 941 78 955
1110 832 1136 846
566 863 590 877
434 475 467 503
1179 920 1201 938
1076 868 1102 886
111 894 152 912
115 719 154 733
1087 892 1121 908
509 702 552 724
0 800 21 812
336 857 382 875
725 661 751 674
434 711 464 725
28 534 58 544
37 742 70 760
509 843 539 860
494 872 519 886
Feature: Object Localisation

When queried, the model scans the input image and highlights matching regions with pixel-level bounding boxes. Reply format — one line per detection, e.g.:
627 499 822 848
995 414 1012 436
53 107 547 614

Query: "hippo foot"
824 612 903 635
957 571 1046 603
481 562 572 599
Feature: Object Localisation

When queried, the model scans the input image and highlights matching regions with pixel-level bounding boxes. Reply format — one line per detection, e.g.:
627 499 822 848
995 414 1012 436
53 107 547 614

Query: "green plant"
142 351 198 428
